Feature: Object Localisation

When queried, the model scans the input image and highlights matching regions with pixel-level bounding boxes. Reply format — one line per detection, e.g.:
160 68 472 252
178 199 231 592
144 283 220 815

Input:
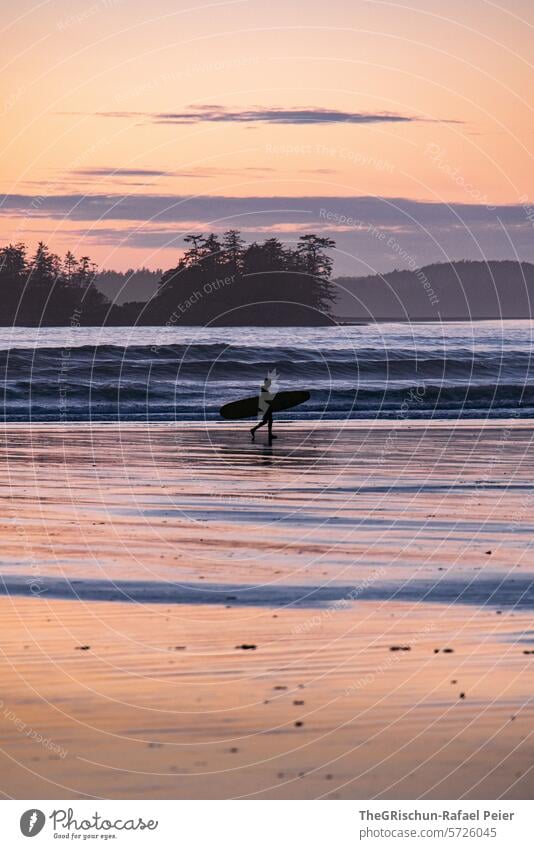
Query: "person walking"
250 375 278 443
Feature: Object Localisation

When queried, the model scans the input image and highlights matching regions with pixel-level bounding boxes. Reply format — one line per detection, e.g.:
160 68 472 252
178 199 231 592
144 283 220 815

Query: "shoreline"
1 417 532 428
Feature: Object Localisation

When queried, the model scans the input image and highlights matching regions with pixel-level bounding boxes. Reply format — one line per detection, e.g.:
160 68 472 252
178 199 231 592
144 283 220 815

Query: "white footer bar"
4 800 531 848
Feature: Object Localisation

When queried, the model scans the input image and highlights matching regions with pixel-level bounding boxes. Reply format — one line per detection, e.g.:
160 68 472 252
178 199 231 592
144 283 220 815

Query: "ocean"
0 320 533 421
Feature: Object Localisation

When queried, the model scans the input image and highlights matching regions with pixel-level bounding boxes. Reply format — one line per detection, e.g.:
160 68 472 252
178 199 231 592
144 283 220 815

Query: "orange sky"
2 0 534 273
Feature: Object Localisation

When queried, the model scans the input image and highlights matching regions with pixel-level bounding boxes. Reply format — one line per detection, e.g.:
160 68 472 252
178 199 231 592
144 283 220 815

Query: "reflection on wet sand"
0 422 532 799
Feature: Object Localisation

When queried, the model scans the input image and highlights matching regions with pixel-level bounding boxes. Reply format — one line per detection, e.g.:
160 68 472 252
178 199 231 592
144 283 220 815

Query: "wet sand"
0 421 533 799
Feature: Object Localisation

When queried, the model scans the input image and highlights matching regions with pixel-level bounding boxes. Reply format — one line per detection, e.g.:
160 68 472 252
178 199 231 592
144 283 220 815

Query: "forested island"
2 236 534 325
0 233 336 326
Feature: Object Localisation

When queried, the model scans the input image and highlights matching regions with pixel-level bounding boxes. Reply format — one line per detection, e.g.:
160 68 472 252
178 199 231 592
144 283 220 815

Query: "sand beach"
0 421 532 799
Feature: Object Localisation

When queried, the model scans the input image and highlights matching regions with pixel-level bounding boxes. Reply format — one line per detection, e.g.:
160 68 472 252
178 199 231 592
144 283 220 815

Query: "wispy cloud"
72 167 172 178
66 165 276 181
2 194 532 273
96 105 442 126
0 193 522 226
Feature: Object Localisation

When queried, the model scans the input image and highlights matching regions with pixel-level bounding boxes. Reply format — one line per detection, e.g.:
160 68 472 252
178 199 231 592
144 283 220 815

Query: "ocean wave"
0 325 533 420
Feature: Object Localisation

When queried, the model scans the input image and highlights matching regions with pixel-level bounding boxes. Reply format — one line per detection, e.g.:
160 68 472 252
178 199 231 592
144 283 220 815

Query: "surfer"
250 375 277 443
219 369 308 437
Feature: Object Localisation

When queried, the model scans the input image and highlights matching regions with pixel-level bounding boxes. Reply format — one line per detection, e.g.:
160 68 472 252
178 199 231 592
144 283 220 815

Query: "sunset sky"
2 0 534 274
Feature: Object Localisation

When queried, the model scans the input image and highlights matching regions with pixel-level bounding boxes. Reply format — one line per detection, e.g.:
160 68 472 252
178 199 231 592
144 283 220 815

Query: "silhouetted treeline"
0 233 337 326
0 242 109 326
142 231 337 325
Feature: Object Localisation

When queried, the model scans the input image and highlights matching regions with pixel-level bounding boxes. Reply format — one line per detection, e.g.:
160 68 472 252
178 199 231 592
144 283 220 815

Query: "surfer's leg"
251 422 263 440
268 411 277 442
251 413 267 440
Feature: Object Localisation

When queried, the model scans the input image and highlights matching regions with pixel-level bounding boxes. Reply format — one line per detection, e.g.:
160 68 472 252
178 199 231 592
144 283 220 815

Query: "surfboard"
219 390 310 420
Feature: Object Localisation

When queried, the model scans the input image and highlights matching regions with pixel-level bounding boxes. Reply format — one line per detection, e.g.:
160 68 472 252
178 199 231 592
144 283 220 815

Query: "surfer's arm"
258 389 274 418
